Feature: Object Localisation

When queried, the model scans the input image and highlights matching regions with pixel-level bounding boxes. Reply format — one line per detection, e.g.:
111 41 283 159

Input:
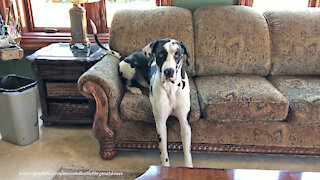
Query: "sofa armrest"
78 55 125 160
78 55 125 110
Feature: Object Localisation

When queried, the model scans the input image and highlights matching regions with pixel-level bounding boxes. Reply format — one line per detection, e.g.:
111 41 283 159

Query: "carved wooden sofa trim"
83 81 116 159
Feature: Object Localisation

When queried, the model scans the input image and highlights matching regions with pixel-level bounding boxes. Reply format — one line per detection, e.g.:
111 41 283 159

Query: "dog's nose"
164 68 174 78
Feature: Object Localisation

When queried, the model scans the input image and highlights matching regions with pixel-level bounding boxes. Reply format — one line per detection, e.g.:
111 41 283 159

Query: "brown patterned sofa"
78 6 320 160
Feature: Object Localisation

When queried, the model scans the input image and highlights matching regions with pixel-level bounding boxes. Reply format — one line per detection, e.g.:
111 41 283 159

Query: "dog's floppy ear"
180 41 190 66
143 40 159 66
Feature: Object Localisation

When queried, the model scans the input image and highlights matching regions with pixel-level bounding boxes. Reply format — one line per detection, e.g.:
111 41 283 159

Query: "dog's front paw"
128 87 143 95
185 162 193 168
162 161 170 167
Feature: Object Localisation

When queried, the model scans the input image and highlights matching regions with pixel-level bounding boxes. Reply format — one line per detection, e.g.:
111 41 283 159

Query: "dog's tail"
90 20 125 60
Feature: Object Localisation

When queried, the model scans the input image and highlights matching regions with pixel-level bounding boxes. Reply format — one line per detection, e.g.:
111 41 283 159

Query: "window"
25 0 100 32
29 0 73 28
253 0 309 13
0 0 171 49
105 0 157 27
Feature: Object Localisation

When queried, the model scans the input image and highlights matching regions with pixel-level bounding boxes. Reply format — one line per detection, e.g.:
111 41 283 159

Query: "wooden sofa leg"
83 81 116 160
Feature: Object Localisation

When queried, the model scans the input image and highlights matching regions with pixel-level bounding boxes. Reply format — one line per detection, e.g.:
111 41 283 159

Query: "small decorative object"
68 0 100 49
0 13 14 48
0 0 23 60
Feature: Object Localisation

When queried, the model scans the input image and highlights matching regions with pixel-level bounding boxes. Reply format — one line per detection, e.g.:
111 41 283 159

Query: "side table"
27 43 106 126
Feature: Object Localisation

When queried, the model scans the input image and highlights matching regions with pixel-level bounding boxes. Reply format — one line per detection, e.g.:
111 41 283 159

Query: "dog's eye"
174 52 179 59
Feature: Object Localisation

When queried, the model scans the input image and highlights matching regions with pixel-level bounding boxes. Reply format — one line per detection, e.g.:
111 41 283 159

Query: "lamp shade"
69 0 99 4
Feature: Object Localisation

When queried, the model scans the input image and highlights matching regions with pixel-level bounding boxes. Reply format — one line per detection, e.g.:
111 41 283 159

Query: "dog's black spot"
180 41 190 61
129 62 135 68
124 58 130 63
178 83 181 87
119 75 126 85
150 86 153 95
144 52 147 56
175 49 182 63
120 56 126 61
160 151 161 154
152 39 170 72
111 51 115 54
186 59 190 66
156 50 167 72
182 81 186 89
157 134 161 142
165 158 168 162
118 66 123 76
130 80 141 88
181 67 186 80
148 65 157 83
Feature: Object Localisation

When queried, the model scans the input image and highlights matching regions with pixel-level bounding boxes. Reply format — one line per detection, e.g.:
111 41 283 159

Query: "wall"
0 7 35 79
173 0 238 12
0 50 36 79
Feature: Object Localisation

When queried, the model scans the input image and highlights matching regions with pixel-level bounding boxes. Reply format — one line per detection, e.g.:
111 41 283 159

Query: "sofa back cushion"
264 9 320 75
194 6 271 76
109 7 196 76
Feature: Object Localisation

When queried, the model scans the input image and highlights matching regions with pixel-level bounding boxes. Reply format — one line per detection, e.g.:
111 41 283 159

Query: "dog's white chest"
151 72 178 107
163 83 178 107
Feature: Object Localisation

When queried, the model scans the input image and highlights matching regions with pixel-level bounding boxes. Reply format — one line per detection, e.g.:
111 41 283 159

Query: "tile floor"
1 119 320 180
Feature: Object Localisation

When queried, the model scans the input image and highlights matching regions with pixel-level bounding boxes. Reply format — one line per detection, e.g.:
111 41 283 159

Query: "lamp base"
69 3 90 49
70 38 90 49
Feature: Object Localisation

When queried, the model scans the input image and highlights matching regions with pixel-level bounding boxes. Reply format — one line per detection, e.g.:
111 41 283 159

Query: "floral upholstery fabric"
194 75 289 122
78 6 320 153
78 55 125 111
109 7 196 77
193 6 271 76
264 9 320 75
120 78 201 123
268 76 320 123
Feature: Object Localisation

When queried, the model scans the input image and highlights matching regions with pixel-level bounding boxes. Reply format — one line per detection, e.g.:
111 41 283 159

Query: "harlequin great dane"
90 20 193 167
145 39 193 167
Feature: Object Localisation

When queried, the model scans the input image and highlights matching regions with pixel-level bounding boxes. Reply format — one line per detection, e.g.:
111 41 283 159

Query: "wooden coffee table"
136 165 320 180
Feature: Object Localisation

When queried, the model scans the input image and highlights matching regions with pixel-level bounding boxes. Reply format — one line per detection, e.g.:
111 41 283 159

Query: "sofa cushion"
194 75 289 122
268 76 320 123
120 78 201 123
109 7 195 77
264 9 320 75
193 6 271 76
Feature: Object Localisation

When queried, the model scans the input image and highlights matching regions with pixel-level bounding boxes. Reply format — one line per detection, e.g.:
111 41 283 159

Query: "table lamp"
68 0 99 49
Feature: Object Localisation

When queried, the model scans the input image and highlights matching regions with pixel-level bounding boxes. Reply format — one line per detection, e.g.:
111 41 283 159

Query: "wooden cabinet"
27 43 105 125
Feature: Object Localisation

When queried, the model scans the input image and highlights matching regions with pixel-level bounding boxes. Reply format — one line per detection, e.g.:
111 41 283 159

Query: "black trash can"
0 74 39 145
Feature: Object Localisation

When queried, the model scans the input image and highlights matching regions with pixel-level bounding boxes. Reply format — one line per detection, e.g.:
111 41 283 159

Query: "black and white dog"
90 20 193 167
146 39 193 167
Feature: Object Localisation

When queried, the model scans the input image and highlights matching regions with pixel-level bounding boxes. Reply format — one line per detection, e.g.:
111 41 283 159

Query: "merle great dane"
90 20 193 167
